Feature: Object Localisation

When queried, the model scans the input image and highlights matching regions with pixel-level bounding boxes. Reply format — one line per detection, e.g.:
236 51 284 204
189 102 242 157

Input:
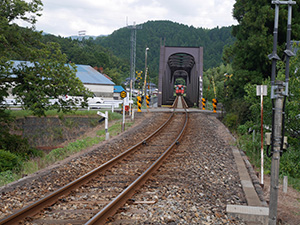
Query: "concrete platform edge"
228 145 268 224
226 205 269 225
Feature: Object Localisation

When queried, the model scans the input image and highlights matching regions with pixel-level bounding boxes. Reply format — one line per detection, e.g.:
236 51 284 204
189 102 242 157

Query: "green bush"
1 134 29 154
0 170 21 186
280 147 300 179
237 133 300 191
223 113 239 130
0 150 22 172
0 134 42 159
237 124 248 135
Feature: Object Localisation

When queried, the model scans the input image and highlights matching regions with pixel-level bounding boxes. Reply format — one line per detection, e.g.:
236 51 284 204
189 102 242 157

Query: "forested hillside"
95 20 235 83
7 21 234 85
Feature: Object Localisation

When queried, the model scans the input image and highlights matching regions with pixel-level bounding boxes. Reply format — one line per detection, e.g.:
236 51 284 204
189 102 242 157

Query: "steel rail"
181 96 189 109
86 108 188 225
0 111 175 225
171 96 179 108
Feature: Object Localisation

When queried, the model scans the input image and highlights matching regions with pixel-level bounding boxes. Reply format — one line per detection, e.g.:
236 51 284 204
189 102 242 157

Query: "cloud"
33 0 237 37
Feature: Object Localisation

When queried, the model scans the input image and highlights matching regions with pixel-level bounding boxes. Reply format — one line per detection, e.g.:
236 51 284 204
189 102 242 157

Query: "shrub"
223 113 239 130
0 170 20 186
1 134 30 154
0 150 22 172
280 147 300 179
0 134 42 159
237 124 248 135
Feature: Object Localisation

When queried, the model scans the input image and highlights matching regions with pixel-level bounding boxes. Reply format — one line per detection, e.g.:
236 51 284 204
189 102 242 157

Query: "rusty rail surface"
0 104 188 225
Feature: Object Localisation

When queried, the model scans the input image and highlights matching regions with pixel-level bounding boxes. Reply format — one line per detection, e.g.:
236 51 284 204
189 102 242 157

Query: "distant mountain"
38 21 235 84
95 20 235 80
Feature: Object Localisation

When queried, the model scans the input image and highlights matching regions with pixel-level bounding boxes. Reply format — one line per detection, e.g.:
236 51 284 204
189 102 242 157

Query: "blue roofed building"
113 85 126 100
8 61 116 99
75 64 115 98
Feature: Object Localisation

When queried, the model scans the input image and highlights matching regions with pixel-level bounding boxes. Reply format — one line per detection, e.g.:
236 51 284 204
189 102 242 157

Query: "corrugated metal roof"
114 85 125 93
11 60 34 67
75 65 115 85
10 61 115 86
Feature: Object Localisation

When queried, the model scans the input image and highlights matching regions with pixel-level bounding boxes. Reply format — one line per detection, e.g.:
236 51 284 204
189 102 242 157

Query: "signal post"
120 91 127 132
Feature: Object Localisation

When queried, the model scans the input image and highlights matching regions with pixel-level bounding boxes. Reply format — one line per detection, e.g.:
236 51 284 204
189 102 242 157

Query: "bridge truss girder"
158 46 203 107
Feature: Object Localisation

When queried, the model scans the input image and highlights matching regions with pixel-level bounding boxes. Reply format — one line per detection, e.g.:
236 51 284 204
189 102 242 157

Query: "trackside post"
201 98 206 110
97 111 109 140
212 98 217 113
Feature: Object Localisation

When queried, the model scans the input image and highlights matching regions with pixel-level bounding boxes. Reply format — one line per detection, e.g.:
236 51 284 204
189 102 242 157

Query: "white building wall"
84 84 114 97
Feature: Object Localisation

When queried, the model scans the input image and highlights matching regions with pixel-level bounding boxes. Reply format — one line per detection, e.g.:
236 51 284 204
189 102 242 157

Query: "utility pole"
269 81 284 225
143 47 149 107
128 22 142 114
268 1 296 225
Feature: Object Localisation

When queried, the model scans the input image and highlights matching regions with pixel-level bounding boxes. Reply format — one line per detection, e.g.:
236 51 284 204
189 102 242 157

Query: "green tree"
0 0 92 153
203 64 233 103
242 44 300 183
0 0 92 117
228 0 300 98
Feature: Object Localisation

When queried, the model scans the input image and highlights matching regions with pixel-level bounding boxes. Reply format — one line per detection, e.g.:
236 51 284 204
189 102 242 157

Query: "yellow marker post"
212 98 217 113
202 98 206 110
137 96 142 112
146 95 150 108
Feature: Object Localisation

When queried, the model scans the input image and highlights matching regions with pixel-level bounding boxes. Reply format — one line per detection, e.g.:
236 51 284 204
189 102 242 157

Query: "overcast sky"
27 0 238 37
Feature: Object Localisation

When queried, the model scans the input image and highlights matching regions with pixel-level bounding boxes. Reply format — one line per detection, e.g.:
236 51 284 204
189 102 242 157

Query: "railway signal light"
137 96 142 112
212 98 217 113
201 98 206 110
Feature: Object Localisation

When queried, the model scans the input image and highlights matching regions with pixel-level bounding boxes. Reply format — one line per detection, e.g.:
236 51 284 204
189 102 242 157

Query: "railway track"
0 96 188 225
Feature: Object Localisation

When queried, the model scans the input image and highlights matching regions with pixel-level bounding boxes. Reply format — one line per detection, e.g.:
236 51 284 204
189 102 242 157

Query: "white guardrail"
1 98 124 112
